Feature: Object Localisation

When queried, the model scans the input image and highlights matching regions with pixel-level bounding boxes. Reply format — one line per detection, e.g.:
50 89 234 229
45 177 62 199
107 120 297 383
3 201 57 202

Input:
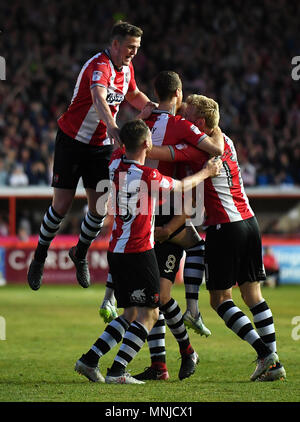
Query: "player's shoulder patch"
175 143 188 150
92 70 103 81
148 168 159 179
143 167 161 182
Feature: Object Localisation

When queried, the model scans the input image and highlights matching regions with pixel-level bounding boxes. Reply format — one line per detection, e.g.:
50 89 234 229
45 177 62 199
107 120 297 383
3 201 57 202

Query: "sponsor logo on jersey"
106 92 125 105
175 143 188 150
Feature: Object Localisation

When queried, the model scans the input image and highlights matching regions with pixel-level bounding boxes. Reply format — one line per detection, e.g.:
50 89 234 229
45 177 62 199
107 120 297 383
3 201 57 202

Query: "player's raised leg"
27 188 74 290
69 188 107 288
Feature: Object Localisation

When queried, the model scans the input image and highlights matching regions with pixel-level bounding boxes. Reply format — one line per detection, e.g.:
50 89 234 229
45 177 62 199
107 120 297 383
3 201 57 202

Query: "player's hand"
154 226 172 243
204 157 222 177
137 101 158 120
107 126 122 146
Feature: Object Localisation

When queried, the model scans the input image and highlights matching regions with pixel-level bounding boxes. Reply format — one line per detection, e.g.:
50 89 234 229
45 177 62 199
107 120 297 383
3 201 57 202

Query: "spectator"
17 227 30 242
0 0 299 191
0 156 8 185
8 163 29 187
27 160 48 185
263 246 280 287
0 214 9 236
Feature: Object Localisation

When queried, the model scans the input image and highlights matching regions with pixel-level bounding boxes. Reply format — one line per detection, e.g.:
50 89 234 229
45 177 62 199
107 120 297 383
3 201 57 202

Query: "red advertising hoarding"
2 236 109 284
5 247 109 284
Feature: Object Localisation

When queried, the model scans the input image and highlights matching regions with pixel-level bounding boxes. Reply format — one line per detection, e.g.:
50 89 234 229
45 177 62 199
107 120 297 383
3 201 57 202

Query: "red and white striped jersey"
108 149 176 253
172 133 254 226
58 49 137 146
144 111 207 178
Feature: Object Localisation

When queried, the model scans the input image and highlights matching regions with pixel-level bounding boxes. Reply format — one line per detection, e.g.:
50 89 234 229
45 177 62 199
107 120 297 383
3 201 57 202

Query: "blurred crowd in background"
0 0 300 235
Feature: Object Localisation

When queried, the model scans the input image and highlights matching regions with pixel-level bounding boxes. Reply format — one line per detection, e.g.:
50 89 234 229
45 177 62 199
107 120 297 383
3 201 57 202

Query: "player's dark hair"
120 119 149 153
110 21 143 43
154 71 182 101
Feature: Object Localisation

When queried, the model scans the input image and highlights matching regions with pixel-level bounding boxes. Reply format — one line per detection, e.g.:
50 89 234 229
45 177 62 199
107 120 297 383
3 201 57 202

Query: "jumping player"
27 21 155 290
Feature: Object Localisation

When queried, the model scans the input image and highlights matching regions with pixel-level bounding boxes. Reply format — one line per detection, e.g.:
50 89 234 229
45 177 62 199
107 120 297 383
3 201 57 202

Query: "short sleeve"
171 143 207 164
89 60 111 90
177 118 208 147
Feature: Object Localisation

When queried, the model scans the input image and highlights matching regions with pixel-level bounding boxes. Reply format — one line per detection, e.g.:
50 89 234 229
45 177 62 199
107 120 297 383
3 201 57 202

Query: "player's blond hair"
186 94 220 129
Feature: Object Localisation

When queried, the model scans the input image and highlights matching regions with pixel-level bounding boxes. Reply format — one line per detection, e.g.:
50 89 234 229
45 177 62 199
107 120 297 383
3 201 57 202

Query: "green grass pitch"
0 283 299 403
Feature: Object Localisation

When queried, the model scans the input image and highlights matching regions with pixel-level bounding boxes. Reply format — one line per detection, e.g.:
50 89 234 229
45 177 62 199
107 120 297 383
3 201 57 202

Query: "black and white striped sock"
147 312 166 364
83 316 129 366
184 241 205 317
112 321 148 371
34 206 64 262
160 298 191 353
217 300 271 358
75 211 105 259
250 299 277 353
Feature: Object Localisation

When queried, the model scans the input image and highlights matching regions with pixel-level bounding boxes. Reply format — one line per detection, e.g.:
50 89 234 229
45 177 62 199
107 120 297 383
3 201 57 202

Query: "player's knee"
210 292 231 311
159 292 171 306
241 291 262 308
240 290 247 304
122 307 137 323
240 282 263 308
152 307 159 325
51 201 70 217
210 295 220 311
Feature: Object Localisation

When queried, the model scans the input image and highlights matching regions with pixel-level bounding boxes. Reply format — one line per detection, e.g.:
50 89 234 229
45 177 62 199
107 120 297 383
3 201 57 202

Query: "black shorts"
52 128 113 190
154 241 184 283
107 249 160 309
205 216 266 291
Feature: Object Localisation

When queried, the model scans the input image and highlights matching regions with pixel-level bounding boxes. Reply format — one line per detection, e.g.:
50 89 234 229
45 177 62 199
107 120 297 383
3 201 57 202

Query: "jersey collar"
122 155 141 166
104 48 123 72
152 109 172 115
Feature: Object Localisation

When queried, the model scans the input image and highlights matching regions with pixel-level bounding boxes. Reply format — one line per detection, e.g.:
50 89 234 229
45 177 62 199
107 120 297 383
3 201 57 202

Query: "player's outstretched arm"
126 88 157 112
147 145 174 161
